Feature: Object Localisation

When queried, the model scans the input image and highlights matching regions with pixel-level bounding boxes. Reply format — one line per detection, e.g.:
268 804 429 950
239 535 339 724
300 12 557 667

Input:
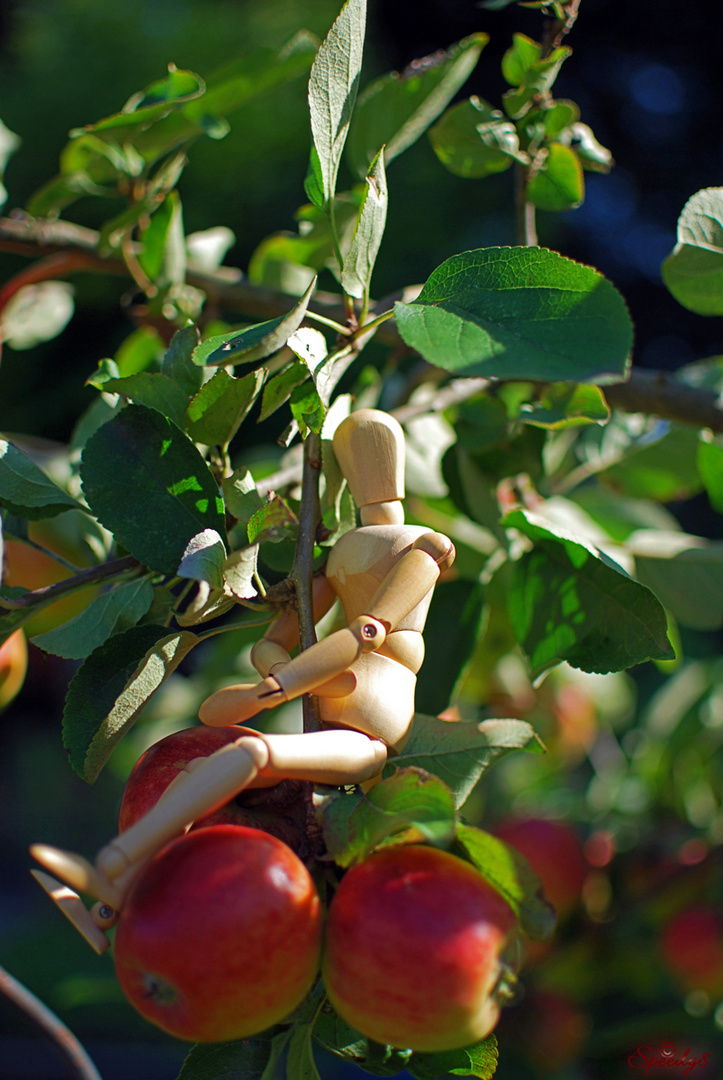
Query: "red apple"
659 904 723 996
118 724 279 833
113 824 323 1042
0 629 28 710
494 817 587 921
322 844 518 1052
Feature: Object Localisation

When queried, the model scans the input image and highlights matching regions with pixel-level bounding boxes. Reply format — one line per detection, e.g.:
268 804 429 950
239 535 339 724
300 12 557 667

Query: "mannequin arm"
199 533 454 728
31 729 386 906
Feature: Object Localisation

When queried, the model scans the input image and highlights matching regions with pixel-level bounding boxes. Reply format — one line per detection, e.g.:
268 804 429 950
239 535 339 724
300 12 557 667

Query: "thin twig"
0 555 141 609
0 964 103 1080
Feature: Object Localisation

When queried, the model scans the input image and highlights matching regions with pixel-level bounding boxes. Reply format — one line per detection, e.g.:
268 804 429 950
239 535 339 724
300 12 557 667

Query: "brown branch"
0 964 103 1080
0 555 141 610
2 213 723 432
541 0 582 57
605 368 723 432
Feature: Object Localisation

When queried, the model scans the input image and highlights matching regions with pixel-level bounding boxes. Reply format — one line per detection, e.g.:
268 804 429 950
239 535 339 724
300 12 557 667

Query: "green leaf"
287 1023 321 1080
80 404 226 575
385 714 542 809
247 496 298 544
221 468 264 524
186 31 319 122
31 577 154 659
161 324 203 396
0 280 75 350
520 382 610 428
98 372 189 429
63 624 198 782
259 361 310 423
290 382 326 437
543 99 579 138
505 508 675 677
698 432 723 513
526 143 584 211
627 529 723 632
223 544 260 601
0 440 84 519
303 144 326 209
138 189 185 285
193 278 317 366
178 1036 279 1080
414 580 486 715
177 528 227 589
429 97 520 179
502 46 571 120
307 0 366 205
662 188 723 315
599 424 702 502
408 1034 499 1079
501 34 541 86
346 33 488 179
0 118 20 208
319 767 457 867
341 148 388 299
185 368 266 447
569 122 613 173
454 824 555 942
395 247 633 384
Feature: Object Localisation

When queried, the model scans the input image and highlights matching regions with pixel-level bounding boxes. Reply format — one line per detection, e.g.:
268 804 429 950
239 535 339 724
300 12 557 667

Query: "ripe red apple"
494 817 587 921
0 629 28 710
113 824 323 1042
322 844 518 1052
118 724 279 832
659 903 723 996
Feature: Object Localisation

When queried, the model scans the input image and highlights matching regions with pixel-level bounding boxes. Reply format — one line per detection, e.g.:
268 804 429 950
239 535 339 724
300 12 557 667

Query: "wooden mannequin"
30 409 455 951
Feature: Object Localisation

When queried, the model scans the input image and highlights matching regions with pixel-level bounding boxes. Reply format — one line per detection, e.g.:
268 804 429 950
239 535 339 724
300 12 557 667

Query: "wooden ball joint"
30 409 455 955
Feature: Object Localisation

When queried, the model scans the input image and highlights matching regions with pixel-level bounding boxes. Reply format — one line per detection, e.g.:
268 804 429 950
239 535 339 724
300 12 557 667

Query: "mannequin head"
332 410 405 526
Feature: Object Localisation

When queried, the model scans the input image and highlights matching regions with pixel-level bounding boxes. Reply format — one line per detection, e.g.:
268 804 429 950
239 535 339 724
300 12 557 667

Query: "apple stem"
0 963 104 1080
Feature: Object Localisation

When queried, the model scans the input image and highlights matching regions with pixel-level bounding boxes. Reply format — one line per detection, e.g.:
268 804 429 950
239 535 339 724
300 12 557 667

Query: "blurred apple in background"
495 816 588 923
0 629 28 710
659 903 723 997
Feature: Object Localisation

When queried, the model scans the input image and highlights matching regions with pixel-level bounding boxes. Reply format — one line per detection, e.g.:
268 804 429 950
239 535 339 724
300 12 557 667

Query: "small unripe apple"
118 724 279 833
113 824 323 1042
0 629 28 710
323 844 518 1052
494 817 586 921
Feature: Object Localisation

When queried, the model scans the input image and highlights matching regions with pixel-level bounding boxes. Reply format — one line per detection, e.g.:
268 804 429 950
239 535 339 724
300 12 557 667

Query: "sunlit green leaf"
527 143 584 211
520 382 610 428
185 368 265 447
395 247 633 384
662 187 723 315
341 148 388 299
386 714 542 808
307 0 366 206
408 1034 499 1080
627 529 723 631
506 508 674 676
193 278 316 366
320 768 457 867
454 824 556 942
429 97 520 179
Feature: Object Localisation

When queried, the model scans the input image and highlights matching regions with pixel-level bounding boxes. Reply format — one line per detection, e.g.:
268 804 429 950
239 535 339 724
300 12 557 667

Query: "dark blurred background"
0 1 722 1077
